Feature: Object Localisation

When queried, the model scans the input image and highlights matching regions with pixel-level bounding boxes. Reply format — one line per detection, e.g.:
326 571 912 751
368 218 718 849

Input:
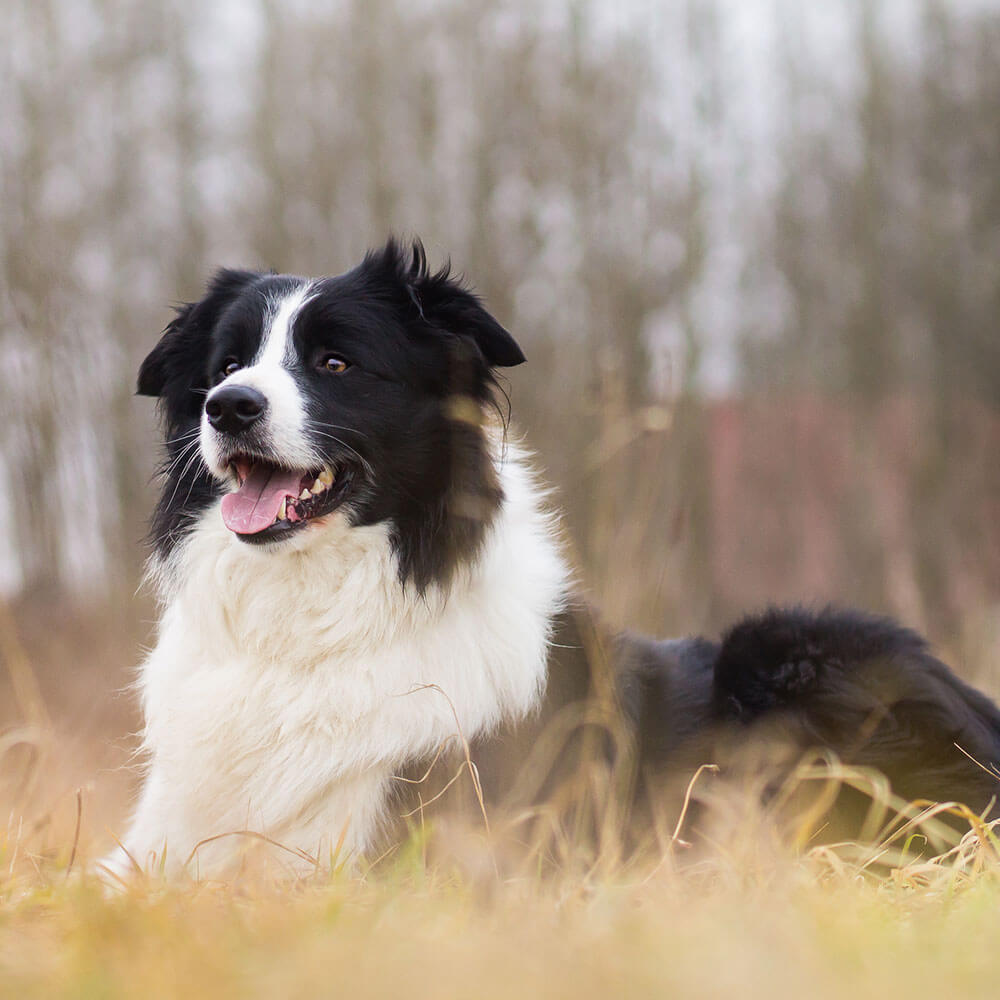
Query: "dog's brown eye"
221 359 241 378
320 355 349 374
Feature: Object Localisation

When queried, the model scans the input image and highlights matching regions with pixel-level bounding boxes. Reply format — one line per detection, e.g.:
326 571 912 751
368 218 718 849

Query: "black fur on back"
421 603 1000 850
708 606 1000 811
603 606 1000 825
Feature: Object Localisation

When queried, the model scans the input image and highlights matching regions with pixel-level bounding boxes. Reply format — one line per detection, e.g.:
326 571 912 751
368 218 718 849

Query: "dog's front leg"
97 763 190 884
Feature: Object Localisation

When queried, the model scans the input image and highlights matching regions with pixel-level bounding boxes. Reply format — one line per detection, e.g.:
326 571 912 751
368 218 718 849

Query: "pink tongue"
220 465 303 534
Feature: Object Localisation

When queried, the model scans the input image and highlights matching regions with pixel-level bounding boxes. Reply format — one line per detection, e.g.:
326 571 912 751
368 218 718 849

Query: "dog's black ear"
423 281 526 368
374 238 526 368
137 302 193 397
137 268 262 398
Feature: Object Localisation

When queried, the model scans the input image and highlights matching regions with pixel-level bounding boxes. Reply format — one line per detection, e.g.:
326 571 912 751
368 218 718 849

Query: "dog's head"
138 239 525 589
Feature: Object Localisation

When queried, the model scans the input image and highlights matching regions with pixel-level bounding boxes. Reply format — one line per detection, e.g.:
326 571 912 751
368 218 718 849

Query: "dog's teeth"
299 488 311 500
277 498 287 521
319 467 334 486
311 478 325 494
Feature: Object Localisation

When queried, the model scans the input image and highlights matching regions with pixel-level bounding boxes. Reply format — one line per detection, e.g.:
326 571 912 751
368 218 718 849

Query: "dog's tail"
711 606 1000 819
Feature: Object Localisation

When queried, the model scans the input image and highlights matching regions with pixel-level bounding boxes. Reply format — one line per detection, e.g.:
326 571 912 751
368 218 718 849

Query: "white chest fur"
107 443 568 878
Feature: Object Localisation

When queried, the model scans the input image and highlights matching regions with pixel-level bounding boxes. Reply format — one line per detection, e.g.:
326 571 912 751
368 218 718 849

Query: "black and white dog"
103 240 1000 879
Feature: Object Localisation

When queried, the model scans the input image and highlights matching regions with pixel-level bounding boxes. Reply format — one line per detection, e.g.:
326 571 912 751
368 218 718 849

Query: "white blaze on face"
201 282 317 476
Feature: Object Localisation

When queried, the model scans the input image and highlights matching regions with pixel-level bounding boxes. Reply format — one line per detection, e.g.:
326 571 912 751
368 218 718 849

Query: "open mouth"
220 456 354 543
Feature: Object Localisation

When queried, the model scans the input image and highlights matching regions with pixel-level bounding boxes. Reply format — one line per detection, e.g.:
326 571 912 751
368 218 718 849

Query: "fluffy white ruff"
102 440 568 880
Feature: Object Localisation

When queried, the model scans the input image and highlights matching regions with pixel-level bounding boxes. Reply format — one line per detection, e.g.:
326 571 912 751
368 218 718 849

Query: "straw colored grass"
3 726 1000 1000
2 826 1000 999
3 603 1000 999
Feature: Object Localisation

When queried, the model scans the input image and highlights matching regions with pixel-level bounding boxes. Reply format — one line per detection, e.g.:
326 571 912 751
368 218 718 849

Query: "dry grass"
4 599 1000 999
2 802 1000 1000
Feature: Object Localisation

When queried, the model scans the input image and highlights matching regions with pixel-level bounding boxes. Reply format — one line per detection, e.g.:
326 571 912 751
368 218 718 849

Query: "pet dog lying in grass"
101 240 1000 880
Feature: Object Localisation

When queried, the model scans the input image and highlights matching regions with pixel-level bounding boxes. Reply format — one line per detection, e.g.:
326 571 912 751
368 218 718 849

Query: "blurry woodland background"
2 0 1000 833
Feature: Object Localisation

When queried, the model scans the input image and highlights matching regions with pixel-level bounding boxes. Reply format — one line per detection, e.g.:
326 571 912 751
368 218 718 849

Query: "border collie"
102 240 1000 880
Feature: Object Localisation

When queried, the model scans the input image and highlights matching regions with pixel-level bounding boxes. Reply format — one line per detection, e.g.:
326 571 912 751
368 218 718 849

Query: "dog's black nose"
205 385 267 434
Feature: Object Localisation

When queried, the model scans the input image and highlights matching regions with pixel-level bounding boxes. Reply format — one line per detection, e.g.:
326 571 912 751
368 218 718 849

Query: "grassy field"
3 712 1000 997
2 813 1000 999
3 602 1000 999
